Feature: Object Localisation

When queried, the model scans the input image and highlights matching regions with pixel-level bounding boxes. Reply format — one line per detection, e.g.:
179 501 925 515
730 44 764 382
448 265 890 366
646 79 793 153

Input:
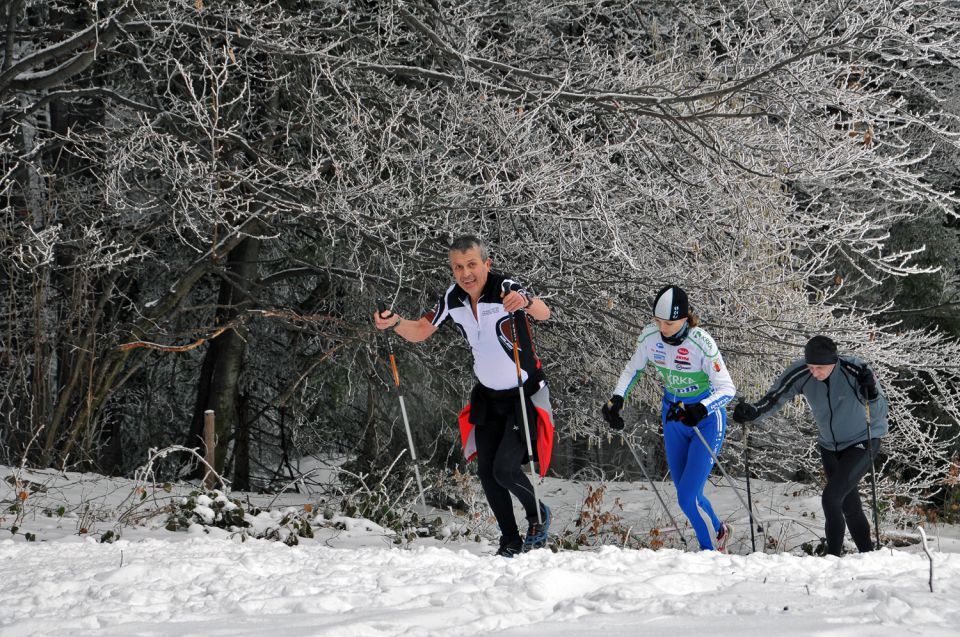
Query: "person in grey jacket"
733 335 888 556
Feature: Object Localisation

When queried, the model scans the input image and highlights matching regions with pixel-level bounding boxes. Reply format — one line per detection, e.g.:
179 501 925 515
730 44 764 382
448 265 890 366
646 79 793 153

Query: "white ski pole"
506 302 542 525
377 300 426 507
682 404 762 551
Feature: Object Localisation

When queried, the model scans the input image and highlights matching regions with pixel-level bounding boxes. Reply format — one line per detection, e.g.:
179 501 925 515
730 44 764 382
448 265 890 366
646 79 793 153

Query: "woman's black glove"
601 395 625 430
666 401 708 427
680 402 707 427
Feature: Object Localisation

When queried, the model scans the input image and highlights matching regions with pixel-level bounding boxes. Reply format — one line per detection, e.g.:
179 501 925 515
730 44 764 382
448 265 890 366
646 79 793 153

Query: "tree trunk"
233 392 250 491
98 415 123 476
356 376 379 474
188 236 260 474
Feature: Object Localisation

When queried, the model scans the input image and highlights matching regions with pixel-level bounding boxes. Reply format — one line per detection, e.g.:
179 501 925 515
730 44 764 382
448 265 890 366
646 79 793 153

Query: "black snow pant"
474 396 539 540
819 438 881 557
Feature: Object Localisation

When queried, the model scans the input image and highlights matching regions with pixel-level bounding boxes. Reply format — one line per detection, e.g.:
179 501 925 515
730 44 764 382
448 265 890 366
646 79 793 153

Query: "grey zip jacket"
750 355 888 451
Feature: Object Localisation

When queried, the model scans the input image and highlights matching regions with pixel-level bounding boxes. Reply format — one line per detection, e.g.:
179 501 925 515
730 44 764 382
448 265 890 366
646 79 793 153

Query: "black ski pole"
742 419 758 553
620 429 689 548
376 300 426 507
865 398 882 550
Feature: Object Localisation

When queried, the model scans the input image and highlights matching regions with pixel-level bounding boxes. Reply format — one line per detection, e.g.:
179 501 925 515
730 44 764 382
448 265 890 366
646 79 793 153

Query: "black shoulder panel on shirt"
837 358 865 395
484 271 508 302
754 361 810 416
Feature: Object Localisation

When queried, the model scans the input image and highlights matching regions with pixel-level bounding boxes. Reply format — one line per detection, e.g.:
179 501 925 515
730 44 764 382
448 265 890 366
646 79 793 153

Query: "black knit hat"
653 285 688 321
804 335 839 365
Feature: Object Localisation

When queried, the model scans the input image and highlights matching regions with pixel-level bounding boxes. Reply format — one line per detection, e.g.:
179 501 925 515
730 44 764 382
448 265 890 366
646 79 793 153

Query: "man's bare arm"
374 311 438 342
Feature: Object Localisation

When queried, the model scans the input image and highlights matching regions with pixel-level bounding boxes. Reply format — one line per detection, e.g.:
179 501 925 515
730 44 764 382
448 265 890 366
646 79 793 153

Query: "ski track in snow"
1 536 958 637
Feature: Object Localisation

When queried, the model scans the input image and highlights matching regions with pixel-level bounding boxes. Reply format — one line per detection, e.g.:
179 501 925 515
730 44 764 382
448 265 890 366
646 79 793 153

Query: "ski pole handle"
376 299 401 387
376 298 389 319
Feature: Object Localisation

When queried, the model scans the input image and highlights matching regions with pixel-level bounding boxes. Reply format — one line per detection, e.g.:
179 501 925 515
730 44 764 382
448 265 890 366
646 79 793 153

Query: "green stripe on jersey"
687 327 718 358
655 365 710 395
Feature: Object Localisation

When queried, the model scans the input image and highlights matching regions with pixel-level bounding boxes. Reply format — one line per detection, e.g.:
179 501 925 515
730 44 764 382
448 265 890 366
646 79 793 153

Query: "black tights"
820 439 881 557
474 399 538 539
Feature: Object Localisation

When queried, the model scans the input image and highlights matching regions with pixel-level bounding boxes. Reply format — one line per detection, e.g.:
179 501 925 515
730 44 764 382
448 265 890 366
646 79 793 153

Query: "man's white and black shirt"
425 272 543 391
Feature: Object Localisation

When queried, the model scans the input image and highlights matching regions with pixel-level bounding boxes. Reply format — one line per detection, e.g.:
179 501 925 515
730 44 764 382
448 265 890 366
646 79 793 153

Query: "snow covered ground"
2 461 959 636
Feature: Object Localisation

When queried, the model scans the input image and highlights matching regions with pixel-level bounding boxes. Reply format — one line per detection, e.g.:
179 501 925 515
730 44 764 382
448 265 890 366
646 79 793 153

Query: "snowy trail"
2 537 958 637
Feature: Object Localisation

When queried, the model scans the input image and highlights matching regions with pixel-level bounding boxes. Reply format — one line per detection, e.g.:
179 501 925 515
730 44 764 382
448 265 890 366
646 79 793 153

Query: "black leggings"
474 398 538 539
820 439 881 556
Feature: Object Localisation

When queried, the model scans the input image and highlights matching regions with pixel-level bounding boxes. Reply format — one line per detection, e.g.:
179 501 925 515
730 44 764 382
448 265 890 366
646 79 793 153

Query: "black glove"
601 395 625 430
679 402 708 427
733 400 759 424
857 365 879 400
666 401 707 426
665 401 684 423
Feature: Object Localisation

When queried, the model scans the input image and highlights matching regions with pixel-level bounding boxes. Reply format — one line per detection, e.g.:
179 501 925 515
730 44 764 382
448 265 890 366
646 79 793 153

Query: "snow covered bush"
165 491 247 532
164 490 316 546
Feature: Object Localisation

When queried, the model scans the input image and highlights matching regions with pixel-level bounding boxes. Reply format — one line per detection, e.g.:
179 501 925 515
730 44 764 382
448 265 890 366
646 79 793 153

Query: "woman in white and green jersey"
601 286 737 551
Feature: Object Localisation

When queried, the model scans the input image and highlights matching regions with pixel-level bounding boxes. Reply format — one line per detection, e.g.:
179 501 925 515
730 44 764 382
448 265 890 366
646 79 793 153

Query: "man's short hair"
449 235 488 261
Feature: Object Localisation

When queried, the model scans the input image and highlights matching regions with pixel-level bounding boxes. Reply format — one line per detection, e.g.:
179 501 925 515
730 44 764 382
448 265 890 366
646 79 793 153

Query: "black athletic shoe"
496 535 524 558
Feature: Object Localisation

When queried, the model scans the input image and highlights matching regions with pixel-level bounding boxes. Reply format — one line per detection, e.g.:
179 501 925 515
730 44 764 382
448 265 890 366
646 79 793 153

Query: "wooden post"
203 410 215 490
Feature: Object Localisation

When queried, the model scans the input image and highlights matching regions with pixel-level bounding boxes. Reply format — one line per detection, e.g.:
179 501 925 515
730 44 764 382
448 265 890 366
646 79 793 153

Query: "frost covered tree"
0 0 957 522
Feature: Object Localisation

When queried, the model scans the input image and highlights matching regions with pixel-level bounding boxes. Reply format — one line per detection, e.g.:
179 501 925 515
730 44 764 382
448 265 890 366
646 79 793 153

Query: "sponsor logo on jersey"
675 355 689 361
674 359 691 370
678 347 689 355
691 329 716 354
714 361 722 372
481 306 500 317
654 354 666 364
655 342 664 350
666 374 697 388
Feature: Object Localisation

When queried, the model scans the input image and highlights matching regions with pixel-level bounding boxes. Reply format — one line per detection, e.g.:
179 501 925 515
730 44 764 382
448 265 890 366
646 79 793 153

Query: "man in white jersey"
602 285 736 551
374 235 555 557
